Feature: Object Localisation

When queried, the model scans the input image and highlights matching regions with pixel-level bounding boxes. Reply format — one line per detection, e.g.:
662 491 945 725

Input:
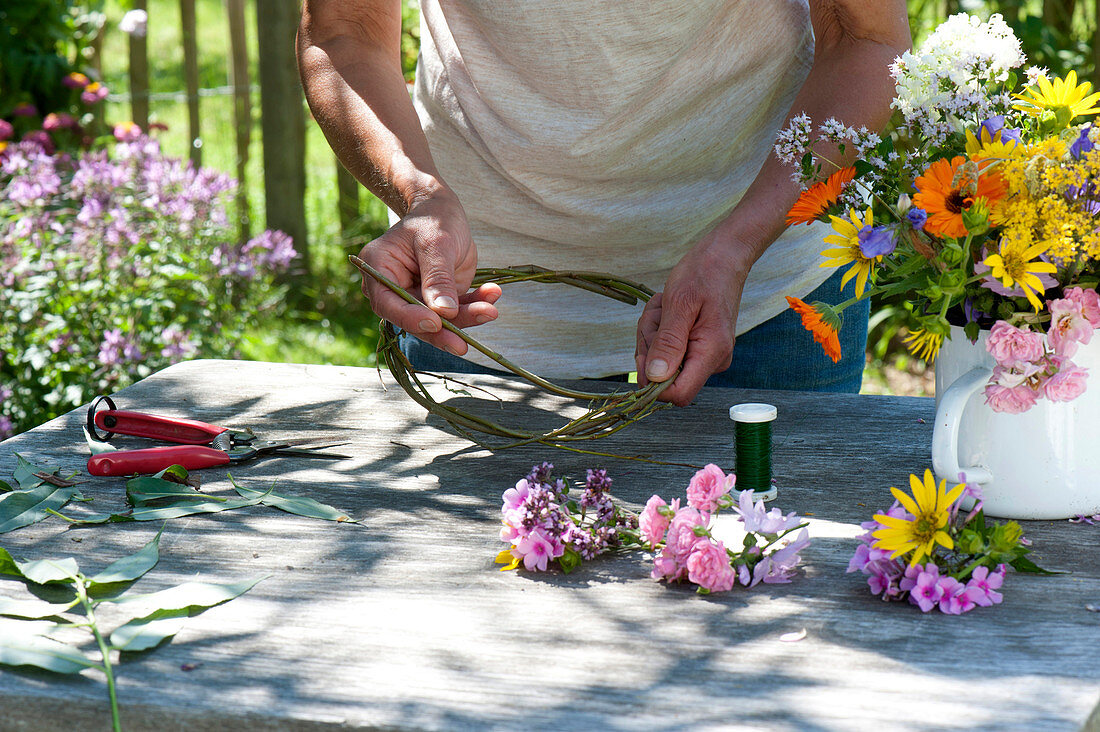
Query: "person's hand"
635 235 753 406
358 191 501 355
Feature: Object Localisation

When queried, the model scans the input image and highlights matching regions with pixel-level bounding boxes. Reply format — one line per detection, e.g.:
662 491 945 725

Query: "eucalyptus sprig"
349 255 674 452
0 529 264 731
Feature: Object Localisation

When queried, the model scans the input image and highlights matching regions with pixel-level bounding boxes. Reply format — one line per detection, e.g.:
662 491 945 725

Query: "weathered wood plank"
0 360 1096 731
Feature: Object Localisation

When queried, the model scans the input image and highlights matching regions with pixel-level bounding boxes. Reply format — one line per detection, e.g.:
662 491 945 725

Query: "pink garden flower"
1047 297 1093 357
42 113 77 132
966 565 1005 607
752 528 810 585
686 540 737 592
113 122 143 142
513 527 562 571
12 103 37 117
0 120 14 141
639 494 672 547
1064 287 1100 328
501 478 532 526
1042 356 1089 402
908 563 945 612
21 130 54 155
664 507 710 561
686 463 735 513
986 321 1045 367
984 381 1040 414
81 82 109 105
936 576 983 614
63 72 90 89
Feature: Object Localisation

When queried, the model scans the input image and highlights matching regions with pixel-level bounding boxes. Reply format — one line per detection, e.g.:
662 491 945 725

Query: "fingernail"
418 318 439 333
646 359 668 381
475 314 492 324
433 295 458 310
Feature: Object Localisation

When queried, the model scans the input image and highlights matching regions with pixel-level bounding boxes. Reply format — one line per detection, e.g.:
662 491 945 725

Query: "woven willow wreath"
349 255 673 451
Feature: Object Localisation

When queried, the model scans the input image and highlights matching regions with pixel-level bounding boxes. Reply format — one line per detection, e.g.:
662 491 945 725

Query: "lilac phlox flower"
1070 125 1094 159
905 207 928 229
857 224 897 258
736 489 802 535
965 565 1005 607
937 576 983 615
908 563 945 613
686 463 734 513
242 230 296 270
513 527 561 571
1069 513 1100 525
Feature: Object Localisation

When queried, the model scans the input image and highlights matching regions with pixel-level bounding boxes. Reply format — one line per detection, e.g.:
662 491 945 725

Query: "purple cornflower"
1070 125 1094 159
858 225 897 258
906 207 928 229
980 115 1022 146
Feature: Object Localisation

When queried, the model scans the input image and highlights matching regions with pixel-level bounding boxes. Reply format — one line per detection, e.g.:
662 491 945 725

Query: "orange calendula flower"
786 166 857 226
785 296 841 363
912 156 1007 239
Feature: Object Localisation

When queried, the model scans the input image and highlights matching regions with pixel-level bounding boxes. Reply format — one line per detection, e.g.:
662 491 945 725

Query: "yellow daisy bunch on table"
819 207 887 299
872 469 966 566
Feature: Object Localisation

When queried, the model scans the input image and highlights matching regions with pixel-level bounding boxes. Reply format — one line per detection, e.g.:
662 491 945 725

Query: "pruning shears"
85 395 350 477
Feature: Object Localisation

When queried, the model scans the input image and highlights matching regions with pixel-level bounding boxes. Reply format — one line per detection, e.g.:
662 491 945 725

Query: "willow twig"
350 255 675 452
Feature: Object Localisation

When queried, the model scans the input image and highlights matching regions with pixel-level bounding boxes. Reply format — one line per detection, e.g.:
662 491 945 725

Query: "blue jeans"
398 269 870 393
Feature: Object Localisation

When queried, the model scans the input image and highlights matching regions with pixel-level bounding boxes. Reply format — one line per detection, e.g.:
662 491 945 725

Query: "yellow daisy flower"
820 207 879 298
495 548 521 571
872 470 966 566
902 329 943 362
1014 70 1100 121
982 240 1058 311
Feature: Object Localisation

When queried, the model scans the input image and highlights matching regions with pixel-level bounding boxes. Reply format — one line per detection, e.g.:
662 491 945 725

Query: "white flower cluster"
891 13 1024 142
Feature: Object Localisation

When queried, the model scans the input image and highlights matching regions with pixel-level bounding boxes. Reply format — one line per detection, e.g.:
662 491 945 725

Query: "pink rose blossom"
1042 356 1089 402
984 381 1039 413
686 463 734 513
686 540 737 592
986 321 1045 367
1064 287 1100 328
664 507 710 561
1047 297 1093 356
639 494 671 547
651 553 684 582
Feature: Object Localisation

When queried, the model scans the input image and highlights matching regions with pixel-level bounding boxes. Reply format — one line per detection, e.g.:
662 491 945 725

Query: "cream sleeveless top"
411 0 832 378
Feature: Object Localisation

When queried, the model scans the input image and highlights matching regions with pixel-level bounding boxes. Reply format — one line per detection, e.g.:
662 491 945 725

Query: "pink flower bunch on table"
984 288 1100 413
644 464 810 594
849 472 1045 614
496 463 639 573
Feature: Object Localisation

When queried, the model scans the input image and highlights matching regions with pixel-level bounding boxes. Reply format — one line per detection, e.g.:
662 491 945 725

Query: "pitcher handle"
932 366 994 485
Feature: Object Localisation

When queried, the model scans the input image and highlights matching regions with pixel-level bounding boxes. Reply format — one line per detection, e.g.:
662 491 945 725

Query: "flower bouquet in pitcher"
776 13 1100 519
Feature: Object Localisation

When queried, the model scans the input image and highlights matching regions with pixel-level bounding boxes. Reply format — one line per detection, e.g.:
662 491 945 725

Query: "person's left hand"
635 234 754 406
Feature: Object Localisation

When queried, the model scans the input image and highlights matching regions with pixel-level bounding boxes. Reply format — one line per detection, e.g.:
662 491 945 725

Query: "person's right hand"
358 191 501 356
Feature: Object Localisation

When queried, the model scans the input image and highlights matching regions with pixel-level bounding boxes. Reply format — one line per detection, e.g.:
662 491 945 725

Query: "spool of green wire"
729 403 778 501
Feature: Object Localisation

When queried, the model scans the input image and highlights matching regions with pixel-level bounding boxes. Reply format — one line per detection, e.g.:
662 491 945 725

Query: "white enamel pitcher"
932 325 1100 519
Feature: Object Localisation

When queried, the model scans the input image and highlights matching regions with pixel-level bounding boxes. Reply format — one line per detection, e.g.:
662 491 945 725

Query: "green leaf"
126 476 223 507
153 464 192 485
0 619 97 674
13 454 45 489
0 483 79 534
83 427 118 456
109 614 188 652
1008 554 1062 575
16 558 79 585
0 480 13 495
105 577 265 616
0 596 77 619
557 548 582 575
87 527 163 588
0 547 21 578
231 480 356 523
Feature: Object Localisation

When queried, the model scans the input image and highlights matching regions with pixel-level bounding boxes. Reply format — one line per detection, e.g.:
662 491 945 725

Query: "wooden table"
1 359 1097 731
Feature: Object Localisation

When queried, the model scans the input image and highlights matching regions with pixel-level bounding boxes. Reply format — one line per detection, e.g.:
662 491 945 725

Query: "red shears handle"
93 410 227 444
87 446 231 476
